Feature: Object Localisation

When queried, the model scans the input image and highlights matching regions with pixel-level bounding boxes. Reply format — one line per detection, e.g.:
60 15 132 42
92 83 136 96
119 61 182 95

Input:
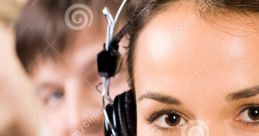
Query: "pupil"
248 106 259 120
54 91 63 98
165 113 181 126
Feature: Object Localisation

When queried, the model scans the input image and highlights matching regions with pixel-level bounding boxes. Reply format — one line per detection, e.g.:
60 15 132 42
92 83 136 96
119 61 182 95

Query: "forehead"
134 2 259 95
63 24 105 69
31 28 103 82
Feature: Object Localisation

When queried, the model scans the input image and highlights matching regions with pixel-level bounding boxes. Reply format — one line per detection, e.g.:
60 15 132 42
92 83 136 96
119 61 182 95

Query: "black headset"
103 90 136 136
97 26 136 136
97 1 137 135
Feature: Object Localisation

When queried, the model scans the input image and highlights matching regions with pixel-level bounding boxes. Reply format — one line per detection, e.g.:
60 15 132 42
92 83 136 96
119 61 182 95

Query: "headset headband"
97 1 129 135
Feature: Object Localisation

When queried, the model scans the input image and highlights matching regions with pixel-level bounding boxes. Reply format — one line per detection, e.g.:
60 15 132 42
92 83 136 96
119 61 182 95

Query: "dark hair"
15 0 83 72
126 0 259 88
15 0 136 73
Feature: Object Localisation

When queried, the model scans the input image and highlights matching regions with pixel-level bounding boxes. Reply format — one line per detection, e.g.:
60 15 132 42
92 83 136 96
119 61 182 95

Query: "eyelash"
237 104 259 127
146 104 259 132
241 122 259 127
146 109 188 132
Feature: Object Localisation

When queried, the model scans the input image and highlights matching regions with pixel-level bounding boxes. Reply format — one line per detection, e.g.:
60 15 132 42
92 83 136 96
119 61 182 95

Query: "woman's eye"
150 112 187 129
237 105 259 123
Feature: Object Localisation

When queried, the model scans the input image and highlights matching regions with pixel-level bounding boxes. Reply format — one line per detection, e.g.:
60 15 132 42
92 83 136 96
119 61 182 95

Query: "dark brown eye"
248 106 259 121
165 113 181 126
237 105 259 123
152 112 187 129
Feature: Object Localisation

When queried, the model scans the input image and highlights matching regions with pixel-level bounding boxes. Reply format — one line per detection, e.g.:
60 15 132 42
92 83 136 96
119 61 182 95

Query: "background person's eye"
236 105 259 125
148 110 188 130
46 89 65 106
37 84 65 108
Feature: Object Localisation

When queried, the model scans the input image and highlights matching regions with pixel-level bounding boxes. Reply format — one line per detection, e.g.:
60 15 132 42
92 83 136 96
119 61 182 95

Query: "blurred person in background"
16 0 138 135
0 0 41 136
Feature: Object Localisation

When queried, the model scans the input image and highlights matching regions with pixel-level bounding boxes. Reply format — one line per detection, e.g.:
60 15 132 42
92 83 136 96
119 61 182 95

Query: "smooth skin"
134 2 259 136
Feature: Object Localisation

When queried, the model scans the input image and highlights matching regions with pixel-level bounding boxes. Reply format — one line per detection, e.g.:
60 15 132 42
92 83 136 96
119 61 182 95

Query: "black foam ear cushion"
124 90 136 136
115 90 136 136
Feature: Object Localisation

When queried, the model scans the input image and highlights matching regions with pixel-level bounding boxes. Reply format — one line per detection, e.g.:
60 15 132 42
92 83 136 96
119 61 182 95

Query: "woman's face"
134 2 259 136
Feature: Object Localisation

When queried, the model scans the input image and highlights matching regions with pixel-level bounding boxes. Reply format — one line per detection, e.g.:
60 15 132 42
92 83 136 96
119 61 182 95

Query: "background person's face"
31 28 129 136
134 2 259 136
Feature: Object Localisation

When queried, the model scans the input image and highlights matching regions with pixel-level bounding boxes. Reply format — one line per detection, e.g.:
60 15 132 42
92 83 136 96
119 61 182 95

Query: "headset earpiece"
104 90 136 136
97 43 121 78
115 90 136 136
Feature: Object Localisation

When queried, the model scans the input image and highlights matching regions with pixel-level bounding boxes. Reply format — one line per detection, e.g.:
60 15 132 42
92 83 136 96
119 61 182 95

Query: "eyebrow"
138 92 182 105
226 86 259 101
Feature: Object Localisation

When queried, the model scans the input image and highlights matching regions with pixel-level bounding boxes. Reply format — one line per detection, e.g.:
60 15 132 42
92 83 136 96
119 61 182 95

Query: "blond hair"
0 0 21 25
